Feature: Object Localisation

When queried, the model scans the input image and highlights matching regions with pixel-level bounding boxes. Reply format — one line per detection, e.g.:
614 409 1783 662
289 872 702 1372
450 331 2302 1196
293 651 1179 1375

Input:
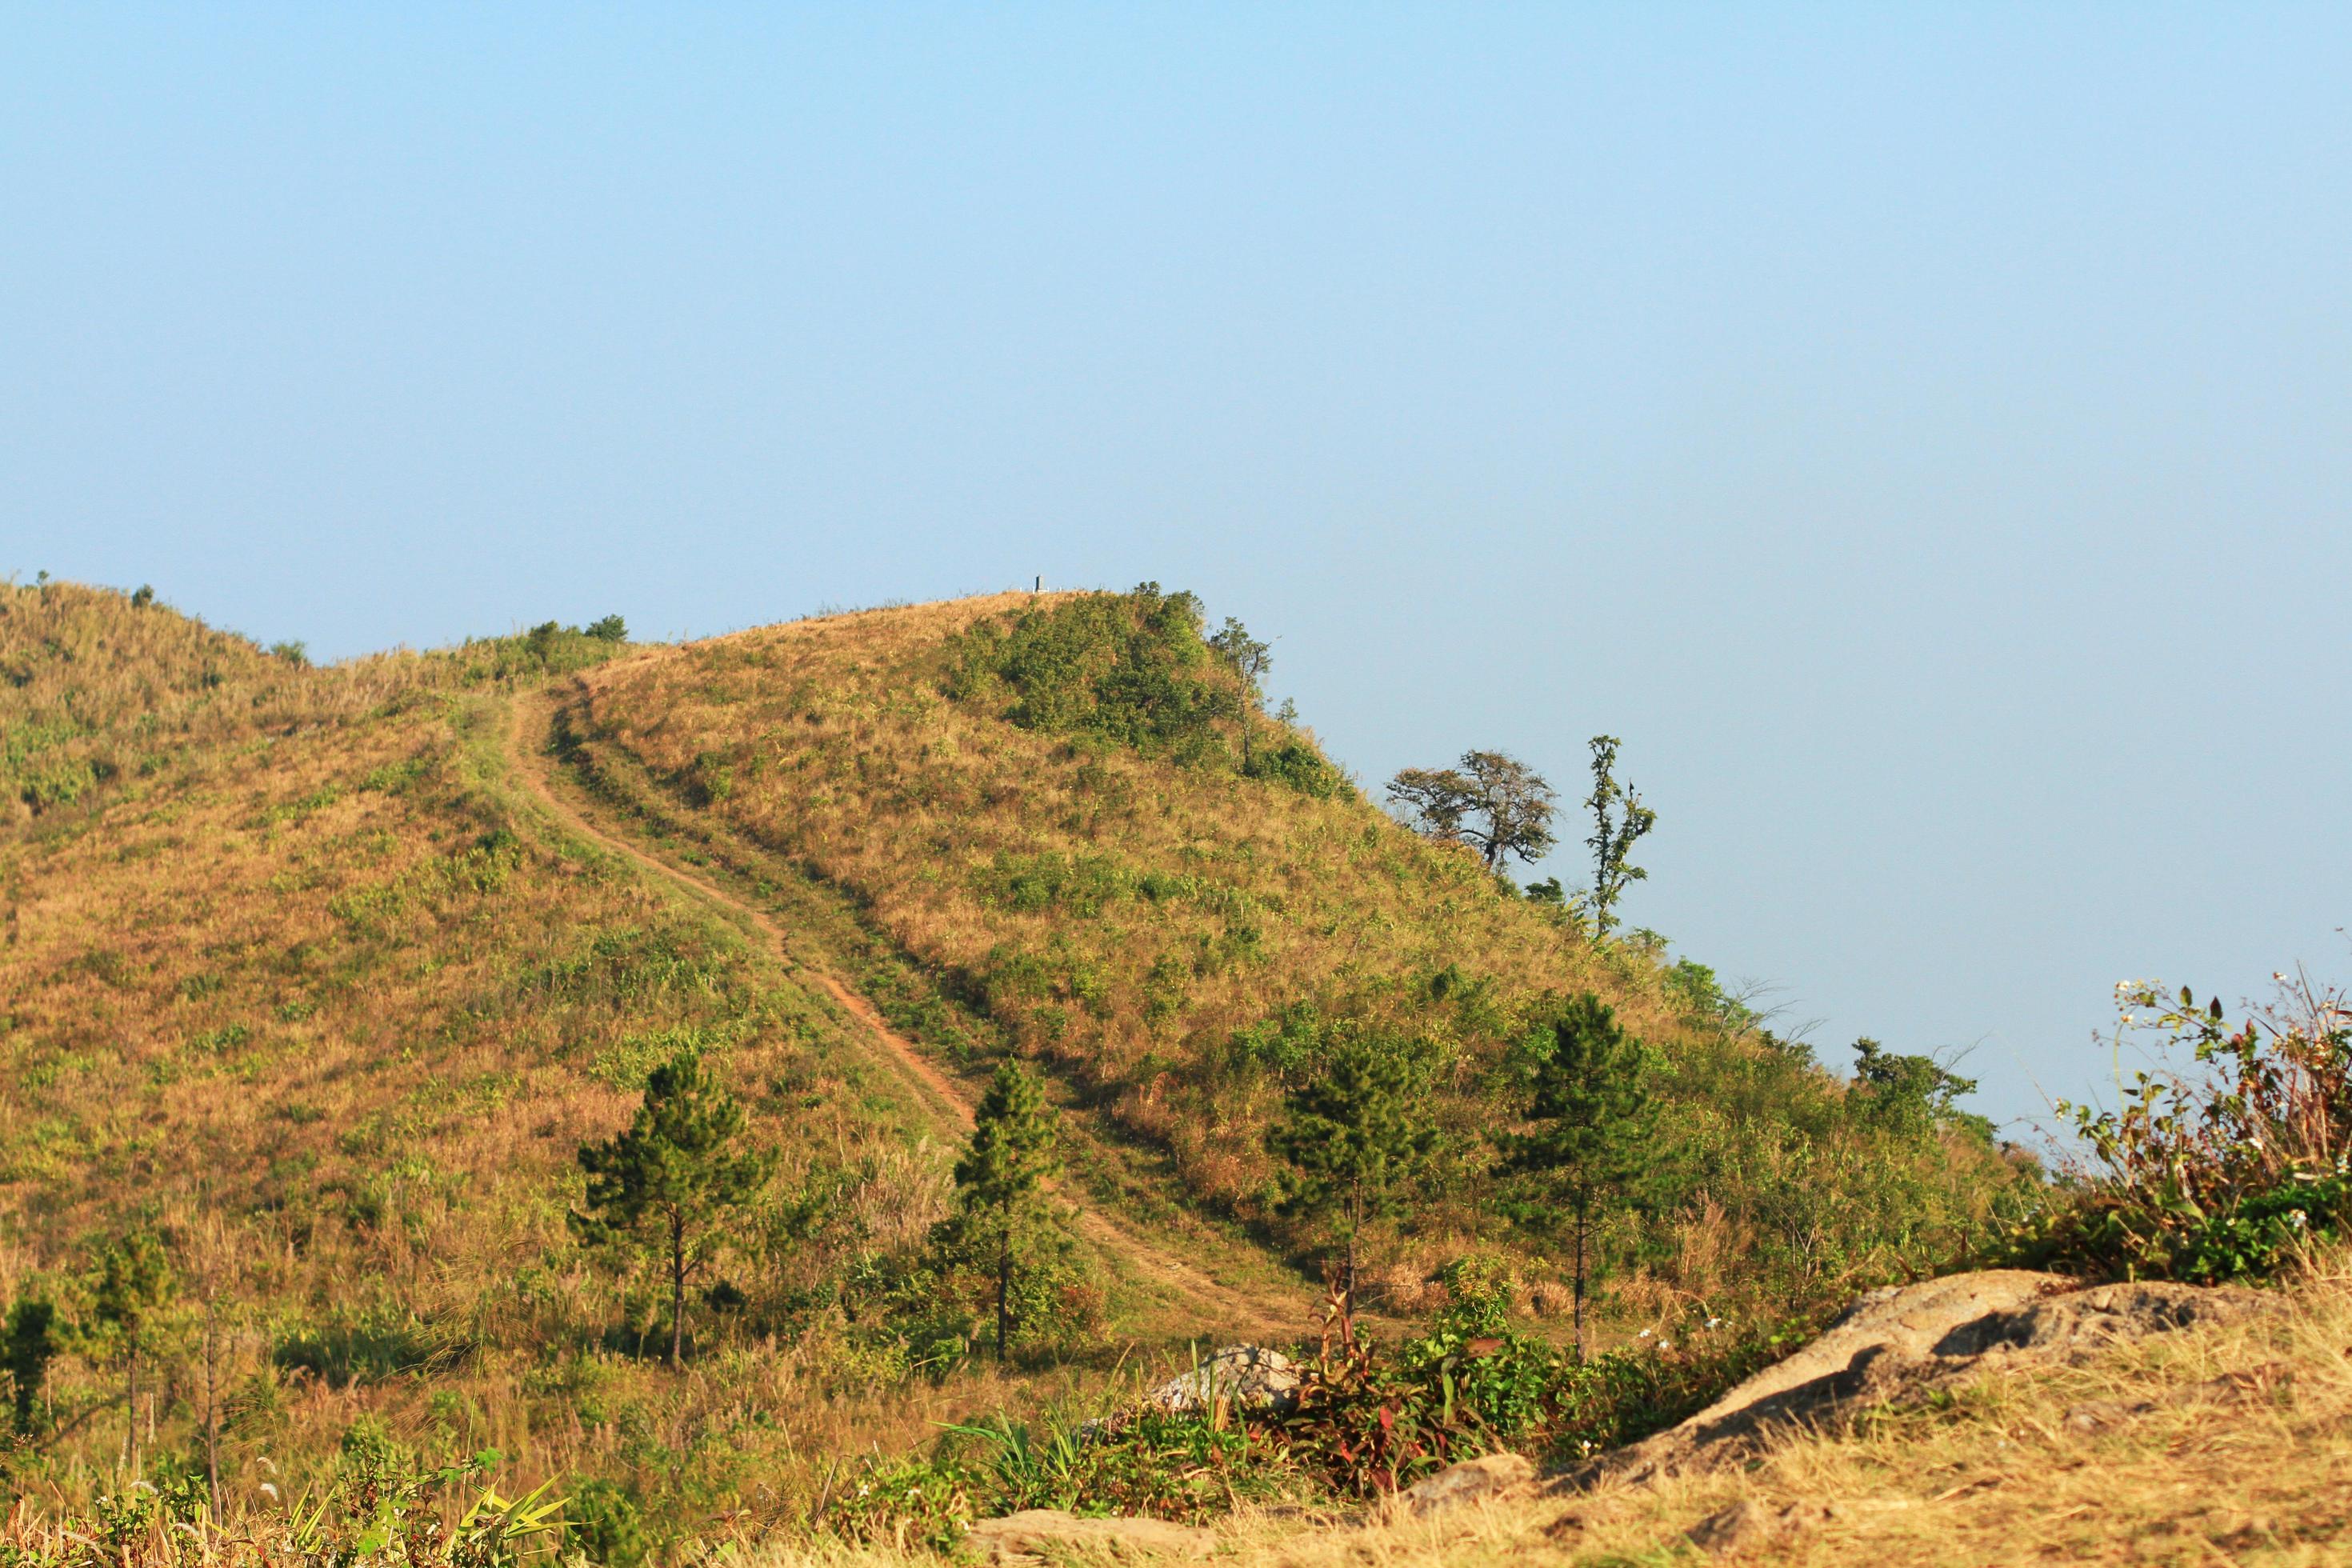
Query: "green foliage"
269 640 310 666
1243 737 1347 798
91 1232 174 1360
574 1048 770 1364
563 1478 649 1568
947 583 1242 759
1849 1038 1990 1142
584 614 628 644
130 584 155 610
948 1062 1062 1360
2011 977 2352 1283
4 1293 58 1435
1266 1029 1438 1294
1582 735 1656 936
1496 994 1654 1352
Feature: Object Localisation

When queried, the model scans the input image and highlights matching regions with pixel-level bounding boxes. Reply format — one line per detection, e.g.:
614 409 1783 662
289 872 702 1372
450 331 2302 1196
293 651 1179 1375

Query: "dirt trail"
503 690 1307 1342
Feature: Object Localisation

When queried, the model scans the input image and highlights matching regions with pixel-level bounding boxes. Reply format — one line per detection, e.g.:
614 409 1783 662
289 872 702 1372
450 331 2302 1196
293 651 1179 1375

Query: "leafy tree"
1495 994 1654 1358
586 614 628 643
951 1062 1062 1362
1850 1038 1990 1142
1266 1030 1438 1302
1582 735 1656 936
4 1292 58 1437
130 584 154 610
574 1048 769 1366
1206 617 1272 767
1387 750 1558 872
91 1232 174 1467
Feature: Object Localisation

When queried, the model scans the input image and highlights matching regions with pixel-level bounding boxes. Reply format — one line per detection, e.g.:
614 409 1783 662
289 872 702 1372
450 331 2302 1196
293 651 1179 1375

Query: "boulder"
1399 1451 1537 1511
963 1509 1214 1562
1685 1498 1834 1558
1558 1269 2266 1490
1144 1345 1302 1417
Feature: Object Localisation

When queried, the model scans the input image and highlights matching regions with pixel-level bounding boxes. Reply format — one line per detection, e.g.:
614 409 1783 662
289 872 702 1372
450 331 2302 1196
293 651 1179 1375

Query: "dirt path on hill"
502 690 1310 1344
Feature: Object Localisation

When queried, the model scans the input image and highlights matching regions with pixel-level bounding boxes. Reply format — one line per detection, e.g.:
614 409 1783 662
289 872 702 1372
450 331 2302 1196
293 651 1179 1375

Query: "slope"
548 586 2029 1318
504 685 1313 1340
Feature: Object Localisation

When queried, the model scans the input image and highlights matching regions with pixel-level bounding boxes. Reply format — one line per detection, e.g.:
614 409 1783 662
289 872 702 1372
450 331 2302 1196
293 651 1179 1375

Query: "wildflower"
2289 1210 2309 1229
1637 1327 1652 1339
1658 1341 1674 1352
1705 1316 1722 1330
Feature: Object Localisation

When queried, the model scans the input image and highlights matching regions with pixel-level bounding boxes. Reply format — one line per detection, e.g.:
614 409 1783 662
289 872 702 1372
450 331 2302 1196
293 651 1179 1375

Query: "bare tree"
1386 750 1558 872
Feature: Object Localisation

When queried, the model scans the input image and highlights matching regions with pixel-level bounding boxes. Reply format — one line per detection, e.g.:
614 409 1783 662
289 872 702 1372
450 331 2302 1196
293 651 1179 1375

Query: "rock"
1555 1269 2268 1490
1399 1452 1537 1511
1685 1498 1832 1557
1144 1345 1302 1417
963 1510 1214 1561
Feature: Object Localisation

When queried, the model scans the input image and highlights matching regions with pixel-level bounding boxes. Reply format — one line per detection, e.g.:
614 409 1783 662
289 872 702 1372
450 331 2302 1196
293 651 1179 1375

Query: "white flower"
1637 1328 1652 1339
1658 1341 1674 1352
1705 1316 1723 1330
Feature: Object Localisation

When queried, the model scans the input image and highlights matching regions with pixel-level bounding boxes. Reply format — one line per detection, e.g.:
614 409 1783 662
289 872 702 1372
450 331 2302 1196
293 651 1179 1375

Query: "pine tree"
91 1233 173 1470
1496 993 1654 1358
1266 1030 1436 1304
953 1062 1062 1363
4 1293 58 1437
574 1048 768 1366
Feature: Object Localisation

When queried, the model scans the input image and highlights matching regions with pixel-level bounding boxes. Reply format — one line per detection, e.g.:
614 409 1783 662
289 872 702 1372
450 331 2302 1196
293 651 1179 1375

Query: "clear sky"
7 6 2348 1139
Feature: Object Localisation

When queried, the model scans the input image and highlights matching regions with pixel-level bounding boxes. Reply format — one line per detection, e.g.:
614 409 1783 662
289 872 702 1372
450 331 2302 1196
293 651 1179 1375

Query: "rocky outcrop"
963 1509 1214 1561
1143 1345 1302 1417
1560 1269 2266 1490
1398 1452 1538 1511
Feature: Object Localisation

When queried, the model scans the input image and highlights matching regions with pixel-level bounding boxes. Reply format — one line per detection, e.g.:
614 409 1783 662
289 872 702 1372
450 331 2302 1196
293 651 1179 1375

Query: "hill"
549 586 2027 1308
0 577 2025 1545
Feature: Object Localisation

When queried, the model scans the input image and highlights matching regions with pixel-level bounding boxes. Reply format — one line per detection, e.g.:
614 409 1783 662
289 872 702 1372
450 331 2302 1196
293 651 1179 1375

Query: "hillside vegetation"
556 586 2028 1312
1 578 2035 1553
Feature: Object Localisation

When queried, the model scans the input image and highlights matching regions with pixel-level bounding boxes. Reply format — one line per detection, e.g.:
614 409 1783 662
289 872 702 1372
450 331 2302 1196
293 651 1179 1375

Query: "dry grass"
0 586 1199 1532
711 1257 2352 1566
558 590 2022 1302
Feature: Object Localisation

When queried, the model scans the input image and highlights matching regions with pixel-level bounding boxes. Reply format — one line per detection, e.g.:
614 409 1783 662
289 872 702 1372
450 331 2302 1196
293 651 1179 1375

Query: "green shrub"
2010 977 2352 1283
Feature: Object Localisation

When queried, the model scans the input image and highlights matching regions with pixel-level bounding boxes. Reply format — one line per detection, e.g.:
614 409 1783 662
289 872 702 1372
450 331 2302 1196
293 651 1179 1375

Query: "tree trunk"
1572 1192 1590 1363
995 1206 1013 1365
670 1210 686 1367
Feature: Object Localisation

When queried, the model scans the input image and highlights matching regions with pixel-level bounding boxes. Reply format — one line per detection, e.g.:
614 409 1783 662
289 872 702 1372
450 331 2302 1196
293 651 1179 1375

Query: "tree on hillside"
1386 750 1558 872
574 1048 769 1366
1582 735 1656 936
91 1232 174 1469
1206 617 1273 767
1495 994 1654 1358
951 1062 1062 1362
4 1291 58 1438
1850 1039 1991 1142
1266 1030 1438 1305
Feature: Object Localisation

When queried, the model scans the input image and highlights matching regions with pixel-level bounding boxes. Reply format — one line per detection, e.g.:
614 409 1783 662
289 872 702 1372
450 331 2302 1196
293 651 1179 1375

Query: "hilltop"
0 578 2025 1545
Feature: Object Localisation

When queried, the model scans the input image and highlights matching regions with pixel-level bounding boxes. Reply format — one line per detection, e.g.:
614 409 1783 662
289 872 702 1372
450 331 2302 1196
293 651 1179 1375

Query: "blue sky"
7 6 2348 1137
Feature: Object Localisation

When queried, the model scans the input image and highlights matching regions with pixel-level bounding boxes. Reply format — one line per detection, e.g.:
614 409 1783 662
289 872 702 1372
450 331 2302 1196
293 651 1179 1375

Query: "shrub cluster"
2010 976 2352 1283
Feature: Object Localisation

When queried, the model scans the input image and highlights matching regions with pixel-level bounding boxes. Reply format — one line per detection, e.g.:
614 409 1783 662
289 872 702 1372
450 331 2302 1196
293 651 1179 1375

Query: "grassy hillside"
0 578 2032 1551
0 583 1152 1537
555 586 2029 1312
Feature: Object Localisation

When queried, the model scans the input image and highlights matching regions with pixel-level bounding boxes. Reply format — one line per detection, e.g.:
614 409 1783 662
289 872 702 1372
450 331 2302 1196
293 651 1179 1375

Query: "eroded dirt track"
502 689 1308 1342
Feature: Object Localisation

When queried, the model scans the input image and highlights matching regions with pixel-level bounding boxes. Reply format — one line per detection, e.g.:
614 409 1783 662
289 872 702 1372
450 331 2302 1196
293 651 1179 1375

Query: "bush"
2011 975 2352 1282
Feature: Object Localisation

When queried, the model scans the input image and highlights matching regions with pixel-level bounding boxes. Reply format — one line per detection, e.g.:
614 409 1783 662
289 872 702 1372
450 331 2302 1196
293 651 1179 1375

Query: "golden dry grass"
558 590 2022 1306
717 1257 2352 1566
